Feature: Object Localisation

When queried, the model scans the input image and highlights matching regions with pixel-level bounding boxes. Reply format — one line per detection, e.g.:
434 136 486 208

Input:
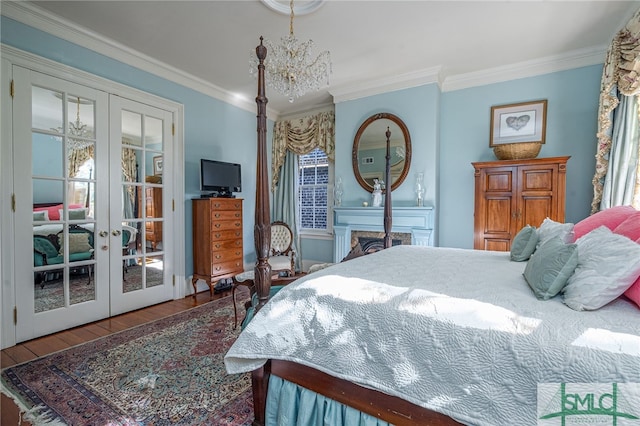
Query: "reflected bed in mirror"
352 113 411 192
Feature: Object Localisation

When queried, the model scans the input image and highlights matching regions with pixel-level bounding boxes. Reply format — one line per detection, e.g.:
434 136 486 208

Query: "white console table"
333 206 434 262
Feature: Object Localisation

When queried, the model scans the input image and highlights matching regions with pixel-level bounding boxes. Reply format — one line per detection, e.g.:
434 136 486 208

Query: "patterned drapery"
592 7 640 213
271 111 335 191
68 145 94 178
121 147 137 204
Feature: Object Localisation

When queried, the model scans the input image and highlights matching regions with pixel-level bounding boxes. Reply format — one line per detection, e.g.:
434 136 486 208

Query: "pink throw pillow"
624 235 640 309
33 203 84 221
613 212 640 241
573 205 637 239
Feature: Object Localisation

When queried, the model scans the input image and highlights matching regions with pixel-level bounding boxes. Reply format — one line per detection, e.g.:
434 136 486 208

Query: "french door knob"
99 230 108 237
112 229 121 236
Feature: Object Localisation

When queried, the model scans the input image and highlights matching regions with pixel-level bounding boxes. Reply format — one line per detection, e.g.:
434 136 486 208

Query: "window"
298 148 330 232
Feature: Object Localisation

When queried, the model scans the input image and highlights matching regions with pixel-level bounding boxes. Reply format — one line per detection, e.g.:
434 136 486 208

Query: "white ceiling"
19 1 640 118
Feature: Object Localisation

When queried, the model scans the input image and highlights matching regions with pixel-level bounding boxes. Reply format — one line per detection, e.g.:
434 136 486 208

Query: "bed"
224 38 640 426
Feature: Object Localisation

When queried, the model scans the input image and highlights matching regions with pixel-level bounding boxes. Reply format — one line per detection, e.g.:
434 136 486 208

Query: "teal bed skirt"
265 375 391 426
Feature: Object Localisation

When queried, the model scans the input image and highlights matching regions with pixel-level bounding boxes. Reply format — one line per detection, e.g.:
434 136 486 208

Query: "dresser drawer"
210 209 242 221
211 229 242 241
211 248 243 263
210 259 243 277
211 239 243 251
210 200 243 211
211 220 242 231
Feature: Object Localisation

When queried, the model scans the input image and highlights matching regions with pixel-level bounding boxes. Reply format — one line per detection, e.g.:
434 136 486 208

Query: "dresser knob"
215 244 221 249
215 224 221 228
215 213 220 218
215 233 221 238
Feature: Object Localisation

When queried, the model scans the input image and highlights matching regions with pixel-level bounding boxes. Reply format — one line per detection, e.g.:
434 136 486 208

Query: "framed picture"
490 100 547 146
153 156 163 176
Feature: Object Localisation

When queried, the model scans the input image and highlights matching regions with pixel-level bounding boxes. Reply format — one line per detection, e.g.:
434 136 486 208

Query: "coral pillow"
613 212 640 241
573 205 637 239
33 203 84 221
624 235 640 309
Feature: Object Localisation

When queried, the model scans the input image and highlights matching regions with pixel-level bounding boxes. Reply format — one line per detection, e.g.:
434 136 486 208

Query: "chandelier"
53 96 93 150
250 0 331 102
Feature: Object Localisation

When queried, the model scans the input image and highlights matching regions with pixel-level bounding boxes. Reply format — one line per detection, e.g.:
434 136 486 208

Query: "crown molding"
330 66 442 104
1 1 280 120
441 45 607 92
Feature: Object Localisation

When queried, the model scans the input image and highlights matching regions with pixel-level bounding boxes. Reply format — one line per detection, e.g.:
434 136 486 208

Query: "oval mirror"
352 113 411 192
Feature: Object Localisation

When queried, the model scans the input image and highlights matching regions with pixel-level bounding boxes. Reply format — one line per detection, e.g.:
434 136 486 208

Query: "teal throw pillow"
510 225 538 261
523 236 578 300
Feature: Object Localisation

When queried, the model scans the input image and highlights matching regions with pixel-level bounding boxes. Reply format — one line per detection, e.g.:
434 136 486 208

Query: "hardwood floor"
1 289 232 426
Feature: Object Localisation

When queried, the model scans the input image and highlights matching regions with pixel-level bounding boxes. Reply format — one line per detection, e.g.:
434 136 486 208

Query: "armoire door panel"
484 170 514 192
484 239 510 252
484 197 513 233
520 168 555 192
520 196 555 228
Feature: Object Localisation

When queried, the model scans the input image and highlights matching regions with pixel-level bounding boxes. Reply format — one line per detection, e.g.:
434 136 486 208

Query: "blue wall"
2 17 272 274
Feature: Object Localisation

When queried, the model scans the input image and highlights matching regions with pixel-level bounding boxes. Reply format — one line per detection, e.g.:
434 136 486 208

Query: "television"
200 159 242 197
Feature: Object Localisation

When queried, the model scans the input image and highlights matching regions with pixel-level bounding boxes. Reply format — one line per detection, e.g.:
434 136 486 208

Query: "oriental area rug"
1 292 253 426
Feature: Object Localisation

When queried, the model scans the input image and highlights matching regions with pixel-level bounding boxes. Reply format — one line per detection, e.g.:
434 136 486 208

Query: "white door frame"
0 45 185 349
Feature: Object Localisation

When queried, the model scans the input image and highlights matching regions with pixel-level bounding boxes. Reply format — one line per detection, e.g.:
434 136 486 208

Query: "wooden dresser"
192 198 243 296
140 187 162 250
472 156 569 251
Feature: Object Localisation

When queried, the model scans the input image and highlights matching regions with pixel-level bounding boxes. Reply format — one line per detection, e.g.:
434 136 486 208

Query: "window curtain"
272 111 335 191
271 111 335 272
68 145 94 178
591 7 640 213
273 151 301 271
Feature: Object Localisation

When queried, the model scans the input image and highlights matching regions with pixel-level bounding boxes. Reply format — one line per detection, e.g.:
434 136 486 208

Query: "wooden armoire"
140 187 163 250
472 156 570 251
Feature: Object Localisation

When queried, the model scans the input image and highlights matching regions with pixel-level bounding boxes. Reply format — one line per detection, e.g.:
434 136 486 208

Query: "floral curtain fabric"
592 7 640 212
271 111 335 191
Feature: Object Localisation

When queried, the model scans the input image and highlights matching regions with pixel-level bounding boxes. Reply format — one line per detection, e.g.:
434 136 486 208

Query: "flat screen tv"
200 159 242 197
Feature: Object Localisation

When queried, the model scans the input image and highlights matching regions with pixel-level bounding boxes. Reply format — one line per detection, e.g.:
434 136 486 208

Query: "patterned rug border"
3 292 237 371
1 290 251 426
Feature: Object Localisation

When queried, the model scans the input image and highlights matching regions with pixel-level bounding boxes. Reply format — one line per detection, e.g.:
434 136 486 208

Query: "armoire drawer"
209 259 243 277
211 239 243 251
211 220 242 231
211 248 243 263
211 229 243 241
210 200 243 211
210 210 242 221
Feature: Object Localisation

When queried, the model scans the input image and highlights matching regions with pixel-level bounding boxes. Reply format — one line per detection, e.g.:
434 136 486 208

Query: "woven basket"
493 142 542 160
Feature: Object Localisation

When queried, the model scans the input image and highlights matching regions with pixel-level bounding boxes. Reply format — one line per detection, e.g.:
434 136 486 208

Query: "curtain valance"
271 111 335 191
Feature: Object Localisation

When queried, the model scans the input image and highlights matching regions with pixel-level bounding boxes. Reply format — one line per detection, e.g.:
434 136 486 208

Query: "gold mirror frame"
352 113 411 192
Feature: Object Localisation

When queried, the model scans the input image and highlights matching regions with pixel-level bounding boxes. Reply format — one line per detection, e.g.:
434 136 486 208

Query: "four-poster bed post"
384 126 392 248
253 37 272 313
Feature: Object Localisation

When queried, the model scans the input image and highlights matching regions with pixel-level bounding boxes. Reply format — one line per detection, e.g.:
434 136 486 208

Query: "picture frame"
153 156 163 176
489 100 547 147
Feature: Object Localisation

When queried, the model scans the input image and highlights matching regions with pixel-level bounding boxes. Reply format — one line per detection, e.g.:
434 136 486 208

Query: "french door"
109 96 173 315
13 68 173 342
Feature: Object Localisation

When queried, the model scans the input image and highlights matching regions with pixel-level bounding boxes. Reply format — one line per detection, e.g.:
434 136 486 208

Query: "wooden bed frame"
249 38 462 426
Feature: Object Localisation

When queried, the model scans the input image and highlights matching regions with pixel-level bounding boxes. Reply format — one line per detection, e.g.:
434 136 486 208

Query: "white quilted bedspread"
225 245 640 425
